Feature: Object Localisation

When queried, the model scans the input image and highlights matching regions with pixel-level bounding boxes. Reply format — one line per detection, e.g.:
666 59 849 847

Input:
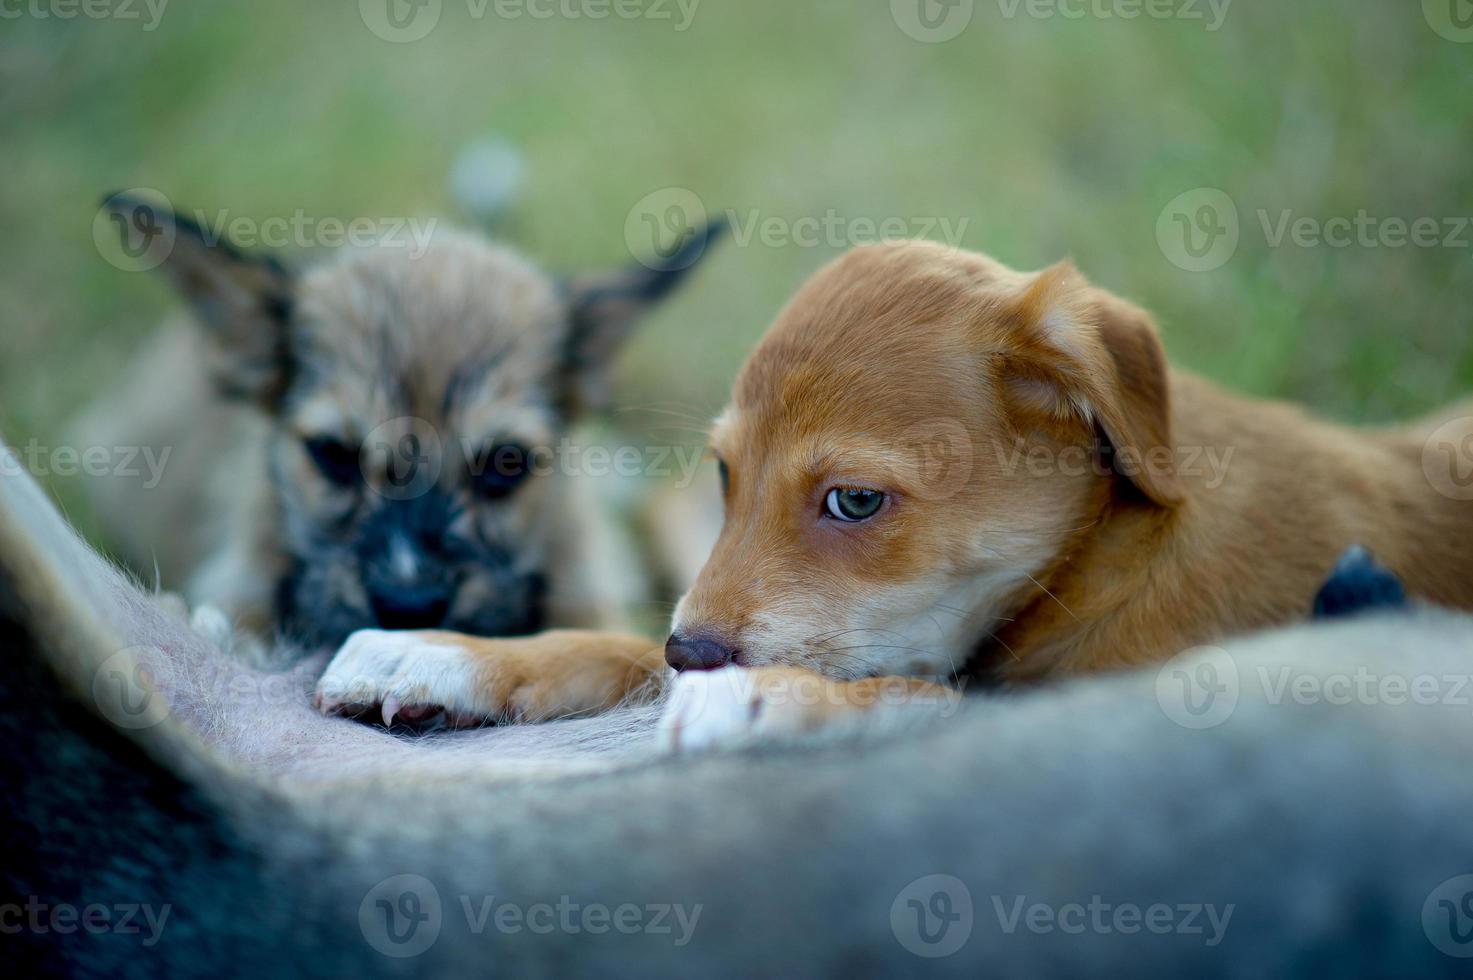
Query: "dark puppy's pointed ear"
560 217 726 414
101 191 295 409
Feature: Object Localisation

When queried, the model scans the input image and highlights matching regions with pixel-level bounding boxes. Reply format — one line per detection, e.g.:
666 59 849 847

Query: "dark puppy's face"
107 194 718 647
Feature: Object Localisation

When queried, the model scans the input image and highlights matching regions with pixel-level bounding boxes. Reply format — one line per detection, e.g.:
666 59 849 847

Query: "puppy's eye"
717 459 730 496
304 437 361 487
474 444 533 500
824 487 885 523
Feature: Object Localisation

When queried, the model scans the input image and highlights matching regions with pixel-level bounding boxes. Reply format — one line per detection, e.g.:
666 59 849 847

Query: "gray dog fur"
3 443 1473 978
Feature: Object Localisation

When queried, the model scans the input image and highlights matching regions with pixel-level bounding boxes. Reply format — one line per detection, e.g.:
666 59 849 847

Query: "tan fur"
455 631 665 721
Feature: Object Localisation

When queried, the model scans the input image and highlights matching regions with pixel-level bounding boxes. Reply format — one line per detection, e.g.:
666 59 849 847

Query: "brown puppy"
316 241 1473 740
669 241 1473 680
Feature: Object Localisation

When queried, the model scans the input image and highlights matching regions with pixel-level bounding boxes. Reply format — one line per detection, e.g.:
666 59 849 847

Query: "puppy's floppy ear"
993 261 1184 507
559 218 725 413
102 191 295 409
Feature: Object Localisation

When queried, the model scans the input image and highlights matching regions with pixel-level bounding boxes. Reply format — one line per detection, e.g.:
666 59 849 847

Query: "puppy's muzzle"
664 631 739 672
368 583 453 631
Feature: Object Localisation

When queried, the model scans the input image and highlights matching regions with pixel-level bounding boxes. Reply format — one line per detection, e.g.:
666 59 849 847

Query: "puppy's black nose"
664 631 737 672
369 587 451 630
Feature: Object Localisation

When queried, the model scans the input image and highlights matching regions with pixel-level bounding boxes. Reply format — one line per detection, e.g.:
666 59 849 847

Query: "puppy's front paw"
314 630 490 729
189 604 236 650
657 666 847 753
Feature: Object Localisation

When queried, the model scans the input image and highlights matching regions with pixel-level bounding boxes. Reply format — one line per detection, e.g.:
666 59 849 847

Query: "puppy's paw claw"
315 629 492 731
381 695 402 728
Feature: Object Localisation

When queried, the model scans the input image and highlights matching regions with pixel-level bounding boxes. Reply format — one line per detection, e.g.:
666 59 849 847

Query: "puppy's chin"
276 602 374 650
443 599 546 643
275 564 547 650
442 569 548 639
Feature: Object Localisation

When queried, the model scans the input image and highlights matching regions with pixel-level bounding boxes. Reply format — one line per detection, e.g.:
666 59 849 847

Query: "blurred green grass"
3 0 1472 487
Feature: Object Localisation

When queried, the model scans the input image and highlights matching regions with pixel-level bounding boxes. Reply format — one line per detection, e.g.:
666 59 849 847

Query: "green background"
4 0 1472 508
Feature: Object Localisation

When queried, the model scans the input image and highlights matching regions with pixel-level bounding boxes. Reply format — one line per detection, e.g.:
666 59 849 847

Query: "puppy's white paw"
314 630 488 728
151 591 191 624
189 604 235 650
658 666 835 753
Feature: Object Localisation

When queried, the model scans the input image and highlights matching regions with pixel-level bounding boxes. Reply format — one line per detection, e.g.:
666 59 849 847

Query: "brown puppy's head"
667 241 1181 680
105 193 718 647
